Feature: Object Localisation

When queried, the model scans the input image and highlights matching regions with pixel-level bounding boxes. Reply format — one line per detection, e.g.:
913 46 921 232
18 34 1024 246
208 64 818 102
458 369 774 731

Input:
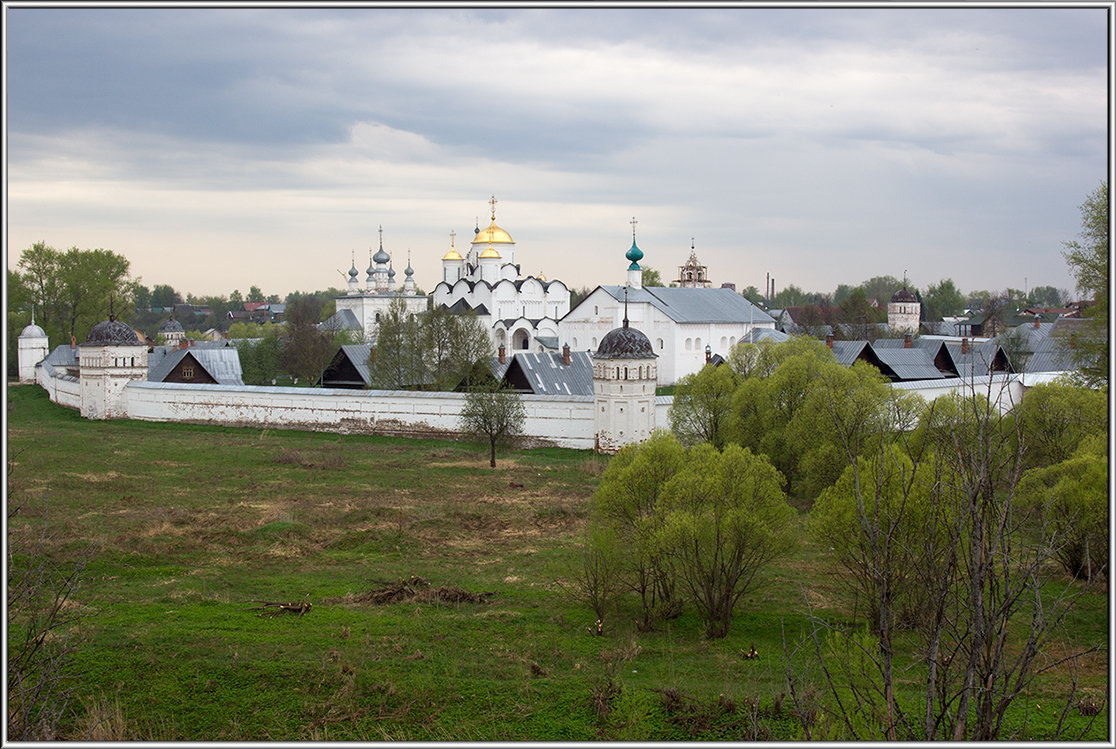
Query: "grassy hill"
6 384 1108 740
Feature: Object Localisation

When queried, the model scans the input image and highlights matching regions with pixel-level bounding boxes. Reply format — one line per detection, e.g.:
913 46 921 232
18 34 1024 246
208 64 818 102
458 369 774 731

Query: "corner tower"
78 309 148 419
592 292 657 453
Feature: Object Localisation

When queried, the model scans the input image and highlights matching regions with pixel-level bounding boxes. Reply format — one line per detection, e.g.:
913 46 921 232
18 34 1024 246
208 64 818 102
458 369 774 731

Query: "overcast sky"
5 4 1110 301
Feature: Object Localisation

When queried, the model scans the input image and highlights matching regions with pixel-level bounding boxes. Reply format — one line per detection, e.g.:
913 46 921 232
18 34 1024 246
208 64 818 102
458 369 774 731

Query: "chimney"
1034 315 1041 329
705 344 712 364
70 334 76 351
562 343 571 366
961 337 969 355
903 332 912 349
498 345 506 365
825 333 834 349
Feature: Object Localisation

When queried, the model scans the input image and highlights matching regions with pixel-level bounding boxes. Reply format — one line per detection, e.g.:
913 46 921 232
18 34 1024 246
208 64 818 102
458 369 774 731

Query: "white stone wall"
122 382 597 449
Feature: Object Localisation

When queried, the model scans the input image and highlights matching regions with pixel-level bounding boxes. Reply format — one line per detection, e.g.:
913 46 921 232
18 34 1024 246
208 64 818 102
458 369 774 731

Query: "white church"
431 197 569 352
325 226 429 341
558 222 776 385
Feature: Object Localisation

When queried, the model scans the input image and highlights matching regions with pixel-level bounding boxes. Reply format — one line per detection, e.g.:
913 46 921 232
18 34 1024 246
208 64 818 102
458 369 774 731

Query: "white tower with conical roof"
17 309 49 383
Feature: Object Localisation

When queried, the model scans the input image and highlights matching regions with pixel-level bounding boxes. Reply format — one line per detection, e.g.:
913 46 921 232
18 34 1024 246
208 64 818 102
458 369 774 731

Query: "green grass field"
6 383 1108 740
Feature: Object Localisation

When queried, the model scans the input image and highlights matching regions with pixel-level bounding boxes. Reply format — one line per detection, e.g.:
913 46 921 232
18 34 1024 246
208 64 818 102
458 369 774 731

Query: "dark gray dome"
159 317 184 333
595 324 654 359
891 287 918 303
85 317 139 345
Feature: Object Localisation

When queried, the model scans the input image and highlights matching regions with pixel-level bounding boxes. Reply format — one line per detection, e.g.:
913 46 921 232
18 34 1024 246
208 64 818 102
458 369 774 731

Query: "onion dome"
158 317 184 334
373 245 391 264
348 262 359 279
20 322 47 338
443 248 463 261
479 244 502 259
537 272 547 282
595 324 654 360
405 261 414 278
474 220 514 245
85 314 139 345
891 287 918 303
388 264 397 280
625 238 644 271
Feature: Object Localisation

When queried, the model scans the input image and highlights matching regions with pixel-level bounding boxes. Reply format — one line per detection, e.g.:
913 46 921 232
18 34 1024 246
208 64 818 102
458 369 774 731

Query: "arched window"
695 337 702 351
375 312 381 323
657 338 664 350
720 336 728 348
730 336 736 346
624 367 629 379
685 338 693 351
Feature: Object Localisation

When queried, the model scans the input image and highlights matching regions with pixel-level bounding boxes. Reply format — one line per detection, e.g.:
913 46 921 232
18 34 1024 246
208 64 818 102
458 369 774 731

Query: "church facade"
431 197 569 352
559 229 776 385
328 227 429 341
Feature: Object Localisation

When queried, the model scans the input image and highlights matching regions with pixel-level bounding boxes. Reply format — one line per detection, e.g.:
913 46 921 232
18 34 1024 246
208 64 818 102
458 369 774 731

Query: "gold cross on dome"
449 229 456 247
489 195 498 220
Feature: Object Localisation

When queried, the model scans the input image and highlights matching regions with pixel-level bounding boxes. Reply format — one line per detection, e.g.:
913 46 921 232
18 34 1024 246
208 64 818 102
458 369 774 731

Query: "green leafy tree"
739 285 764 306
839 287 881 340
280 294 339 384
6 270 36 378
668 363 739 448
459 382 526 468
133 284 152 310
809 447 945 632
247 285 265 303
1061 181 1108 387
236 334 281 385
921 278 966 321
641 266 664 287
859 275 905 306
422 306 493 391
1026 285 1068 308
1013 380 1108 469
590 432 688 629
17 244 136 342
149 284 182 309
1016 434 1107 581
658 442 795 639
770 283 810 308
368 299 425 389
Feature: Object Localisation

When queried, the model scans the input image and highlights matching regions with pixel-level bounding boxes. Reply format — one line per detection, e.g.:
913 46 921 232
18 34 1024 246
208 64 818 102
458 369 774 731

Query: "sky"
5 3 1111 302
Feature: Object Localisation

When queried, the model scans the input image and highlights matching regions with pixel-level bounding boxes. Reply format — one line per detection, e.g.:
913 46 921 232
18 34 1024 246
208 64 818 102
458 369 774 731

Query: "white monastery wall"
122 381 596 449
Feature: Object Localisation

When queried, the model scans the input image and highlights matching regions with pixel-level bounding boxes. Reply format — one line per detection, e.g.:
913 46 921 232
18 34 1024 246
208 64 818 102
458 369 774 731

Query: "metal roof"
500 351 595 396
944 340 1011 378
148 347 244 385
829 340 870 367
1023 338 1078 373
598 286 775 325
741 328 790 344
320 308 362 332
871 347 947 380
328 344 374 386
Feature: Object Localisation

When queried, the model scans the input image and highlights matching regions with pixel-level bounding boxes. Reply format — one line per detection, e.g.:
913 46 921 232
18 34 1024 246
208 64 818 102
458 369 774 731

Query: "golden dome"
442 248 463 261
479 244 502 259
536 272 547 281
473 220 514 245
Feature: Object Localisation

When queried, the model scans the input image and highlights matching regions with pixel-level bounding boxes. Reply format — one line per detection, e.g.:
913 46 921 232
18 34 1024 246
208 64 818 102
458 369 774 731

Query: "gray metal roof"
500 351 595 396
829 340 869 367
944 340 1010 378
1023 338 1078 373
598 286 774 325
740 328 790 344
148 347 244 385
871 347 946 380
320 308 362 332
329 344 374 386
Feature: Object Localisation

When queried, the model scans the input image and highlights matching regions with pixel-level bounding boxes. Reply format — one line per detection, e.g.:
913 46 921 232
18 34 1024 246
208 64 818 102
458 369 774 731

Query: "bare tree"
459 382 526 468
